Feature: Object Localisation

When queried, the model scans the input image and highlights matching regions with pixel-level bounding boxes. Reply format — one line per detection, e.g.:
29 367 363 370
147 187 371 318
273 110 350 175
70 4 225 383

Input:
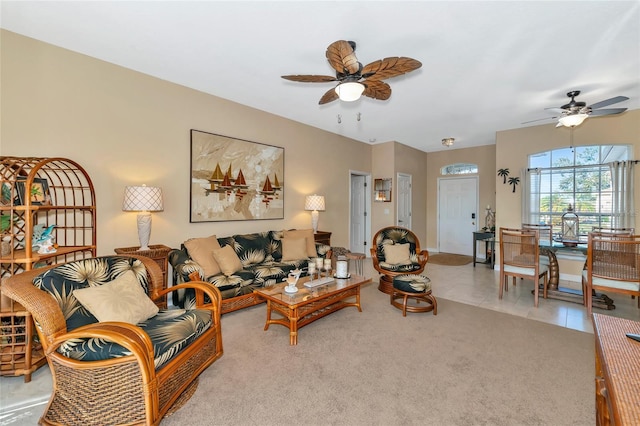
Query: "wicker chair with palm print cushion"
371 226 429 294
3 255 223 426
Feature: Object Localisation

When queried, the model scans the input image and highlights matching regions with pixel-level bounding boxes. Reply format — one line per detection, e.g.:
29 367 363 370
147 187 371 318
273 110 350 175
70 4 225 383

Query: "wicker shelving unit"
0 157 96 381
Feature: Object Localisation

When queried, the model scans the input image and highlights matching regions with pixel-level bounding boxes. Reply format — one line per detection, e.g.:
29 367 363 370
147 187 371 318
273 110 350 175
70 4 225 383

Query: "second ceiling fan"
524 90 629 127
282 40 422 105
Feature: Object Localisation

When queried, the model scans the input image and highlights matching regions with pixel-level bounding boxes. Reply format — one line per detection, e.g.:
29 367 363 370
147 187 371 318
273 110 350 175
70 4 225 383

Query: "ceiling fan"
281 40 422 105
523 90 629 127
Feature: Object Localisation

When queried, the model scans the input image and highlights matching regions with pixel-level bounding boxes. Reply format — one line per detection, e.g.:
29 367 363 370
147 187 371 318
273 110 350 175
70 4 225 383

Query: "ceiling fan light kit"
557 113 589 128
335 82 365 102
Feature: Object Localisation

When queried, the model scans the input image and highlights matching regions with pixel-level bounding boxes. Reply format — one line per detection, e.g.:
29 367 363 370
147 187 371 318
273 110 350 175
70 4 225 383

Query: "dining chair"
499 227 549 307
583 233 640 315
521 223 553 266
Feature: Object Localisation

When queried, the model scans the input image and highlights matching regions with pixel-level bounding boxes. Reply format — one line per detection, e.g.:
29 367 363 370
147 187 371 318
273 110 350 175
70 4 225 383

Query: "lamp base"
137 212 152 251
311 210 319 234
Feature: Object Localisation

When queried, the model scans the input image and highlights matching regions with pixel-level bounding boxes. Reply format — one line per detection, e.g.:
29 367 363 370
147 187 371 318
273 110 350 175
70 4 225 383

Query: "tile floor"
2 257 639 425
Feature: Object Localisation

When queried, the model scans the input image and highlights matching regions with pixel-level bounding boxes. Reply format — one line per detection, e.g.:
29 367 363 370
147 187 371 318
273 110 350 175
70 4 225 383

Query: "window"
525 145 631 237
441 163 478 175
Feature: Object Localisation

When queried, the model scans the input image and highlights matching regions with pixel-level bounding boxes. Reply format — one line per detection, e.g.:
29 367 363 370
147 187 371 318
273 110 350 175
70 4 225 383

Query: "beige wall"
425 144 496 251
0 30 372 254
394 141 428 243
371 142 396 235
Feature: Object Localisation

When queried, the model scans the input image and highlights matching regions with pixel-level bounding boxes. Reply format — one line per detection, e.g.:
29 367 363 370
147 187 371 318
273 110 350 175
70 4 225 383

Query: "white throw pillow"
73 270 159 324
282 237 310 261
384 243 411 265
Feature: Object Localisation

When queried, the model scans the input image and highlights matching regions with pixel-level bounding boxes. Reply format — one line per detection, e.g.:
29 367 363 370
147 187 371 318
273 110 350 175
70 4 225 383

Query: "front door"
438 177 478 255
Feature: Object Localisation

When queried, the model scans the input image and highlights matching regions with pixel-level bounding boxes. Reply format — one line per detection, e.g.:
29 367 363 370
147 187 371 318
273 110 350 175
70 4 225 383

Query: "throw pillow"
283 229 317 258
212 245 244 276
282 237 310 261
184 235 222 277
384 243 411 265
72 270 159 324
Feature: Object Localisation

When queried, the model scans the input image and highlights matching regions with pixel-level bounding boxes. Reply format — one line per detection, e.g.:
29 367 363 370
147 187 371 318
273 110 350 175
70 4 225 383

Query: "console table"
592 313 640 425
472 231 494 268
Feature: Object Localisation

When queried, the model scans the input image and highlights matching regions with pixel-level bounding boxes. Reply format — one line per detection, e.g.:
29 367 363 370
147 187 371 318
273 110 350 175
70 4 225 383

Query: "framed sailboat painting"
190 129 284 222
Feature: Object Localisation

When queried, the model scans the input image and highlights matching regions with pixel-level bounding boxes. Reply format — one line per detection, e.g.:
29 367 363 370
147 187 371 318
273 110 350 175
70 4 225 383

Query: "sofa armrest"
169 248 204 284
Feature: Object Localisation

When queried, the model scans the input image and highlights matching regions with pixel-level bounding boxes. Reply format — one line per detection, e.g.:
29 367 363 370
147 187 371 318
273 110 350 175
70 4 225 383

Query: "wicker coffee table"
254 275 371 345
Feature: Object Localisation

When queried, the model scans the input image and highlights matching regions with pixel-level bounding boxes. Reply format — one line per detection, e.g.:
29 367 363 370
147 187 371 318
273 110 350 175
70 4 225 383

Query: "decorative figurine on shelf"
484 205 496 232
33 224 57 254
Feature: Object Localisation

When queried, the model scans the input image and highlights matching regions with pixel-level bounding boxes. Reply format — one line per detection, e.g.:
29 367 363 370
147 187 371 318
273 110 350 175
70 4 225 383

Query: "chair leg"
402 294 408 317
533 275 539 308
499 272 504 299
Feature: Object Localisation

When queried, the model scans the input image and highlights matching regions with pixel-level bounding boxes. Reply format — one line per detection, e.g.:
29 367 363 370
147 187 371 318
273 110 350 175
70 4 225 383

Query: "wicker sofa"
169 229 330 314
3 255 223 426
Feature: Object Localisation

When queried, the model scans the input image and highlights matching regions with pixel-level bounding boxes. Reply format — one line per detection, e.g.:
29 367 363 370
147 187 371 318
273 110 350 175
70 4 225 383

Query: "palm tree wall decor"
497 168 510 184
508 176 520 193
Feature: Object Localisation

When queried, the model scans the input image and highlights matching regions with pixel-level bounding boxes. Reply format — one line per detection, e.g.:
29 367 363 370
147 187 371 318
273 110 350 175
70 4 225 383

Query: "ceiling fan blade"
588 107 628 117
319 87 339 105
521 116 557 124
361 57 422 81
588 96 629 110
544 107 565 113
325 40 360 75
281 75 337 83
362 80 391 101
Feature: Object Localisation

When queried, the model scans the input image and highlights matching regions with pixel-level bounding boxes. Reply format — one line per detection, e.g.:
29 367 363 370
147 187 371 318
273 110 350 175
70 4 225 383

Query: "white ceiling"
2 1 639 152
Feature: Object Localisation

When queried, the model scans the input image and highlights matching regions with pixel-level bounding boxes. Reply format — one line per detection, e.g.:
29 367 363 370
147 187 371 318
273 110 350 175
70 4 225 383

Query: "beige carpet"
162 282 594 426
429 253 473 266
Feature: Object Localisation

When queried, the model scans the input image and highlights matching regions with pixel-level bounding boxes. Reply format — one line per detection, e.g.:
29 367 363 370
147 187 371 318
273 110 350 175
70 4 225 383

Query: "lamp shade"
334 82 365 102
558 113 588 128
305 195 325 211
123 185 164 212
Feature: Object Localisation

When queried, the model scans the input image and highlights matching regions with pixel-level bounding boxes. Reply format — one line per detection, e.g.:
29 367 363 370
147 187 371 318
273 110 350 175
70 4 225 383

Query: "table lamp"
122 185 164 250
304 194 325 234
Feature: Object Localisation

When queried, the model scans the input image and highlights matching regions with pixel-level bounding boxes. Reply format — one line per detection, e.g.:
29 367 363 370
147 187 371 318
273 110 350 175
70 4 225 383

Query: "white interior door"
397 173 412 228
350 172 369 254
438 177 478 255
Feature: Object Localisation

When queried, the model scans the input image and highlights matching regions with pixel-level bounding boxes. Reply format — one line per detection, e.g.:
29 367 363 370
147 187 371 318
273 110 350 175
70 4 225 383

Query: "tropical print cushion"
57 308 212 370
374 227 422 273
393 274 431 293
34 256 151 331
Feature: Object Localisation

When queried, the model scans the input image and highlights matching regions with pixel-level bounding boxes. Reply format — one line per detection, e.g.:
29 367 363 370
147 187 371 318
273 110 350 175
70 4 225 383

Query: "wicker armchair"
370 226 429 294
3 255 223 426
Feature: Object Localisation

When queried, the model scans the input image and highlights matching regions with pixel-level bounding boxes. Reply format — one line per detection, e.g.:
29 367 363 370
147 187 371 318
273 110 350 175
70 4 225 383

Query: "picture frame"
16 178 50 206
190 129 284 222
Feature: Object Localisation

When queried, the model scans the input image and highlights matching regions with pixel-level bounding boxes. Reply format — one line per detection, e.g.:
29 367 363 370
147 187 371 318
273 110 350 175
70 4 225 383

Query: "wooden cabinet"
592 313 640 425
314 231 331 246
1 157 96 381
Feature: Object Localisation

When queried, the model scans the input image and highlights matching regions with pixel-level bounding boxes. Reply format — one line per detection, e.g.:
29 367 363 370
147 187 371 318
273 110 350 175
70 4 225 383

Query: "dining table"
539 239 615 310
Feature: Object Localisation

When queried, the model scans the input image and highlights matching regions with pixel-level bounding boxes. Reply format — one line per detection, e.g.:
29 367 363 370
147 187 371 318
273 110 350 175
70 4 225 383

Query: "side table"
314 231 332 246
114 245 172 303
